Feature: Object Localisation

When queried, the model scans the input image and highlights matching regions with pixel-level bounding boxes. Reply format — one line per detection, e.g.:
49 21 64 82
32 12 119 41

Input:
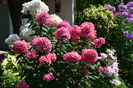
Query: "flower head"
81 68 89 75
50 14 63 26
54 27 71 40
43 72 54 82
71 25 81 41
63 51 81 63
35 12 50 24
20 28 35 41
110 79 121 86
98 67 106 73
45 53 57 64
118 4 127 12
13 40 30 54
21 0 49 16
5 34 20 45
32 37 52 52
38 56 48 64
57 21 71 28
80 22 96 40
114 12 120 16
104 4 116 11
98 53 107 60
0 53 6 61
81 49 98 64
25 50 38 59
15 81 29 88
38 53 56 64
104 62 119 77
91 37 106 48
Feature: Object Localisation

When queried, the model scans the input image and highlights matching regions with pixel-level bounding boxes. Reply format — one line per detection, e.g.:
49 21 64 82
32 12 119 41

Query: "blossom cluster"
104 5 116 12
3 0 119 87
104 2 133 22
123 31 133 39
54 21 105 48
21 0 49 16
63 49 98 64
98 49 121 86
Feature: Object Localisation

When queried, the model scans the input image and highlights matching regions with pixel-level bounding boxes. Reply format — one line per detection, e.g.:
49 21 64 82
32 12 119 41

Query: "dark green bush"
109 15 133 87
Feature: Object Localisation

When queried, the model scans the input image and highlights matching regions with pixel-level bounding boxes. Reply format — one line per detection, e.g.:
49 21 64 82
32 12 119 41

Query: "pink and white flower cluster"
98 49 120 86
6 1 111 87
35 12 63 26
98 49 119 77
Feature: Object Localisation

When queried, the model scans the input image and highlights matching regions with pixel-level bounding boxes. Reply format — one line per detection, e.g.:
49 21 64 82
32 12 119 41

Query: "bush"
0 0 127 88
83 5 116 37
83 3 133 87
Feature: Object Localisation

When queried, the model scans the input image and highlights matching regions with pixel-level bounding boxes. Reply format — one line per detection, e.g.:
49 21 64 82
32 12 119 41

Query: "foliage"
0 51 21 88
83 5 116 37
108 15 133 87
0 0 127 88
81 3 133 87
75 0 121 25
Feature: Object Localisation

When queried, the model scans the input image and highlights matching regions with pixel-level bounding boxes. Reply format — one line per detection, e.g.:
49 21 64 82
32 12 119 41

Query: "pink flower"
57 21 71 28
45 53 57 64
98 67 106 73
81 68 89 75
54 27 71 40
81 49 98 64
114 12 120 16
44 18 53 26
80 22 97 40
63 51 81 63
92 37 106 48
15 81 29 88
25 50 38 59
35 12 49 24
43 72 54 82
38 53 56 64
71 25 81 41
86 30 97 40
32 37 52 52
38 56 48 64
13 40 30 54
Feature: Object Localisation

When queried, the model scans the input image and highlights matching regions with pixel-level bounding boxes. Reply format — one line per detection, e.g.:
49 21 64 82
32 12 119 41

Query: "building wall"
0 4 10 50
57 0 75 25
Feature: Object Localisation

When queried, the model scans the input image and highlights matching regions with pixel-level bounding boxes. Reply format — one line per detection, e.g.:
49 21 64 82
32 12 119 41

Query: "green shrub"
109 15 133 87
83 5 116 37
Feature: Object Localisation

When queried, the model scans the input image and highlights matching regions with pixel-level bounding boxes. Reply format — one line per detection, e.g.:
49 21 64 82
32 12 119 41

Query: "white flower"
20 22 31 30
99 53 107 60
20 28 35 41
110 79 121 86
21 0 49 16
50 14 63 25
106 49 116 55
109 53 117 60
5 34 20 45
105 61 119 77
